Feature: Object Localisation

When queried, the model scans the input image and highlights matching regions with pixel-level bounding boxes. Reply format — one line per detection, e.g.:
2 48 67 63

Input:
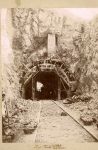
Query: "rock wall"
1 9 21 141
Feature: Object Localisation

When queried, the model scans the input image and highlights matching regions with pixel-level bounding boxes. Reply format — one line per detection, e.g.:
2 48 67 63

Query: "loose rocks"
63 94 92 105
61 112 67 116
23 124 37 134
80 115 94 126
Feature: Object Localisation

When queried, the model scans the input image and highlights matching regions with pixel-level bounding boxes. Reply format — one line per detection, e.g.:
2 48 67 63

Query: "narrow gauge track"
34 100 97 143
52 100 98 142
14 100 97 143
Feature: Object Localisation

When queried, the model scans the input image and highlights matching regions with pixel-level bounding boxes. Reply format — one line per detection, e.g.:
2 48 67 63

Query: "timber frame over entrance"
21 33 77 100
22 57 77 100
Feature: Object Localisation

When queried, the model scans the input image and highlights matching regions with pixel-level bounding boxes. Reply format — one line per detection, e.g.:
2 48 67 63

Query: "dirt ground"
14 100 95 143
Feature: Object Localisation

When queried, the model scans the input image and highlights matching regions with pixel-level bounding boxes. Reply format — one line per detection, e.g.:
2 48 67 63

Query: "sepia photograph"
1 8 98 145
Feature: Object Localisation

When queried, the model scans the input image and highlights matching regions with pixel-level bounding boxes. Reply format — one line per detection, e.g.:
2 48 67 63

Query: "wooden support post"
22 86 25 99
32 77 35 100
58 77 61 100
67 88 71 98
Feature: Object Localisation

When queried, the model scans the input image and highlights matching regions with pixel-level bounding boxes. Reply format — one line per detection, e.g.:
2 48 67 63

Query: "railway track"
14 100 98 143
34 100 97 143
52 100 98 142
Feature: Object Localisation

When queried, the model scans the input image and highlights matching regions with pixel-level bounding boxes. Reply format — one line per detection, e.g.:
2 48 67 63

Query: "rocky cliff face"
11 8 98 97
1 9 21 141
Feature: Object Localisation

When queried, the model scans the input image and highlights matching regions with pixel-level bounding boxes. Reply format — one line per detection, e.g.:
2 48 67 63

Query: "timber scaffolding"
21 55 77 100
21 33 77 100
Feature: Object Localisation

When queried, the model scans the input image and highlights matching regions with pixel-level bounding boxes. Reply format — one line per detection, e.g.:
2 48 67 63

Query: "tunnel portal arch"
34 71 58 100
24 71 69 100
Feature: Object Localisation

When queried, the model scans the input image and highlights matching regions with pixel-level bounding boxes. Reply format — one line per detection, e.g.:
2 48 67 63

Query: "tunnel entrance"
34 72 58 100
24 71 69 100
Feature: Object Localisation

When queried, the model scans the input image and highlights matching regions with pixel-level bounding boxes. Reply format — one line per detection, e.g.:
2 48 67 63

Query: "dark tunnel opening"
24 71 69 100
34 72 58 100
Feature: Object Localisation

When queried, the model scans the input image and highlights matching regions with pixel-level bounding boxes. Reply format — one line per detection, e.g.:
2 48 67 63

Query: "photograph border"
1 0 98 149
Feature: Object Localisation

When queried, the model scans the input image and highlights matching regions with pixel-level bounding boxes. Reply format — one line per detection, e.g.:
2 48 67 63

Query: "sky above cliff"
50 8 98 21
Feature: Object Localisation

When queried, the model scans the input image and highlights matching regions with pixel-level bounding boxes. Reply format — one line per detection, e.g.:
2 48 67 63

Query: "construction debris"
23 123 38 134
63 94 92 104
61 112 67 116
80 115 94 126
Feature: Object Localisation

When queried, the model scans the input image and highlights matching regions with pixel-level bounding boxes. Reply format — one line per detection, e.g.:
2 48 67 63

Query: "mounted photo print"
1 6 98 148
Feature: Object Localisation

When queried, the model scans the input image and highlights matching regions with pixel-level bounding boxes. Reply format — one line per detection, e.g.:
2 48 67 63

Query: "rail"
52 100 98 142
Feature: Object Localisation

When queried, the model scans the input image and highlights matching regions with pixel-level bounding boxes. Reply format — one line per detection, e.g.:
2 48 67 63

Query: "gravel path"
14 100 95 143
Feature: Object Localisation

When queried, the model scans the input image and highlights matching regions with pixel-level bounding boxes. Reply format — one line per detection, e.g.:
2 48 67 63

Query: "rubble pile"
60 112 67 116
79 99 98 127
80 112 95 126
15 99 40 135
63 94 92 104
2 99 40 142
63 95 98 128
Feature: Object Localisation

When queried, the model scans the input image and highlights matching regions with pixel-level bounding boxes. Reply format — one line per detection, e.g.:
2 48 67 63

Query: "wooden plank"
32 77 35 100
58 77 61 100
24 71 39 87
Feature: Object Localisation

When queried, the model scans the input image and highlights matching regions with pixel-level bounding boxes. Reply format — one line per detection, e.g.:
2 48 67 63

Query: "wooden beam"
24 71 39 87
58 77 61 100
67 89 71 98
22 86 25 99
32 77 35 100
24 74 33 87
